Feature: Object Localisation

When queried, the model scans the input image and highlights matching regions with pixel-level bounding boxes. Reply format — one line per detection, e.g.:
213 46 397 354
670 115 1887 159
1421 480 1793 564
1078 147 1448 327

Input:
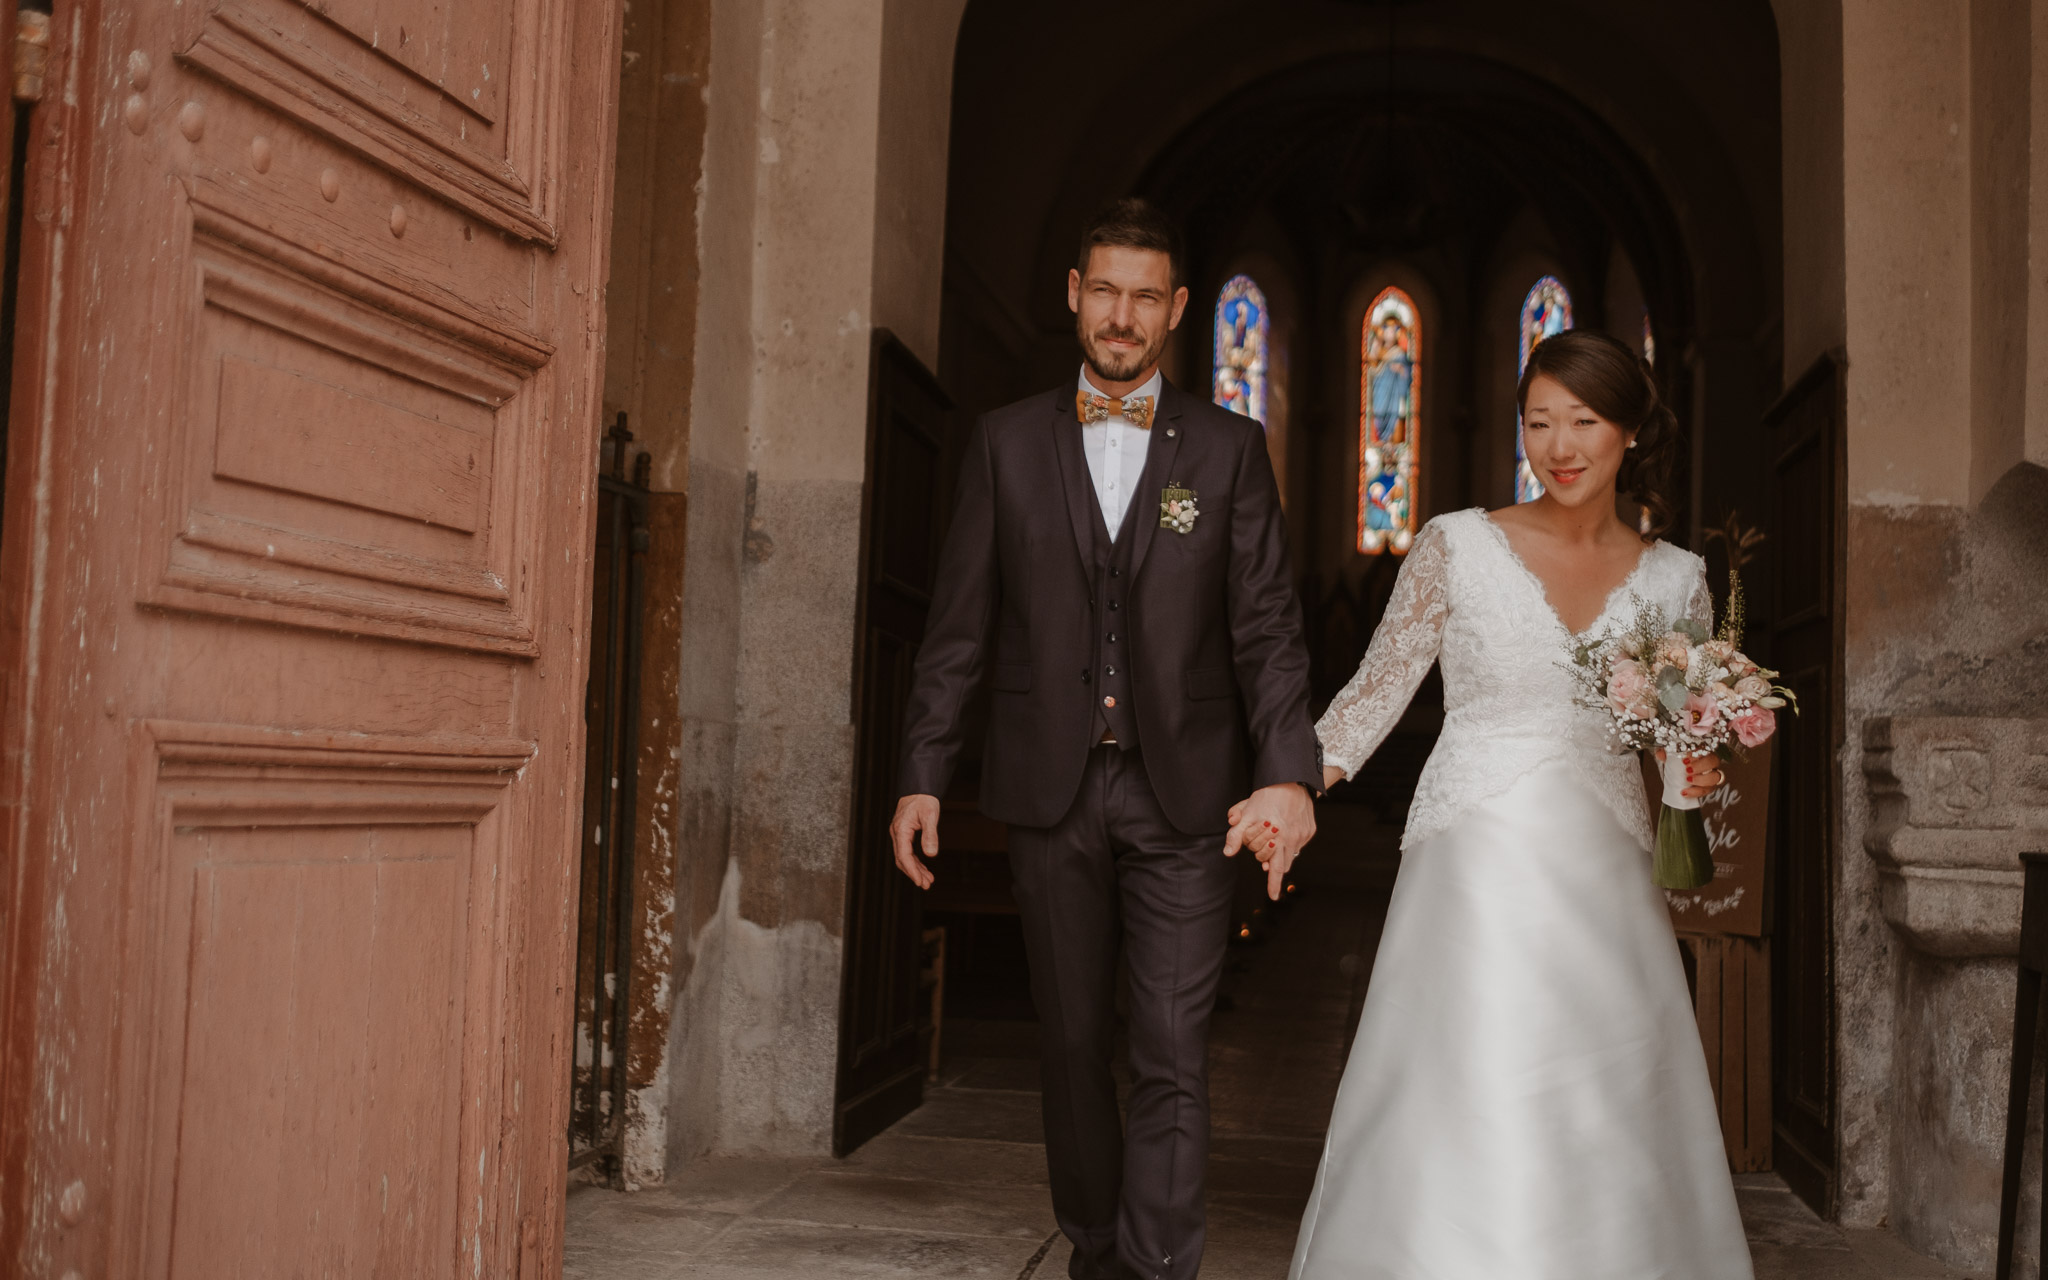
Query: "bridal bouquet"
1568 574 1795 890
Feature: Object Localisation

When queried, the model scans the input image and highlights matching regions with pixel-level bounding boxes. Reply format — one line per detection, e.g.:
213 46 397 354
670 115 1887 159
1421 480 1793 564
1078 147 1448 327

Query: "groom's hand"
1224 783 1316 900
890 794 942 890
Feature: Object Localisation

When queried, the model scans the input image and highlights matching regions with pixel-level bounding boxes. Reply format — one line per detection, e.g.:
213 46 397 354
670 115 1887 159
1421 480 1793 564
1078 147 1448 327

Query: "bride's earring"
1627 436 1640 450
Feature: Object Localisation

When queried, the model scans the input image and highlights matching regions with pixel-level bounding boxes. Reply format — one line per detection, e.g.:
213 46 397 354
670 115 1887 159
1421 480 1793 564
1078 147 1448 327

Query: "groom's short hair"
1076 198 1185 290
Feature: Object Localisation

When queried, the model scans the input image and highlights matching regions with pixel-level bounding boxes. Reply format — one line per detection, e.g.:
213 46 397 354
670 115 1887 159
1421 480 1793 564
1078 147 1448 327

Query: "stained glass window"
1358 287 1420 554
1638 313 1655 533
1515 276 1574 503
1212 276 1269 426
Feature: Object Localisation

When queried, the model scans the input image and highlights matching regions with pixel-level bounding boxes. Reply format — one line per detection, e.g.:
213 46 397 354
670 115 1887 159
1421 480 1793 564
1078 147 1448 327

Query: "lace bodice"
1317 508 1713 851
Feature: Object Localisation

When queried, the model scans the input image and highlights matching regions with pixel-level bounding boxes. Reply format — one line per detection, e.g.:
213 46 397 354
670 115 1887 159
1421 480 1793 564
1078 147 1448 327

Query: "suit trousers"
1008 744 1238 1280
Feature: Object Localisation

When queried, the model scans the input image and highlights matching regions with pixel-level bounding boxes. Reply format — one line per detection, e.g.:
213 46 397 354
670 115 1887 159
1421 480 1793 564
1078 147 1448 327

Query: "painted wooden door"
0 0 621 1274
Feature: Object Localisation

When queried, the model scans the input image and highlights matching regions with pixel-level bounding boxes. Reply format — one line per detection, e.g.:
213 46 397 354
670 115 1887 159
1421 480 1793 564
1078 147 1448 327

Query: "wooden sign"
1656 739 1773 937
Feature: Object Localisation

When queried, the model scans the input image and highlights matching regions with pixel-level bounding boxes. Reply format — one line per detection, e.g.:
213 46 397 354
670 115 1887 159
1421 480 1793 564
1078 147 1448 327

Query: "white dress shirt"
1078 366 1160 541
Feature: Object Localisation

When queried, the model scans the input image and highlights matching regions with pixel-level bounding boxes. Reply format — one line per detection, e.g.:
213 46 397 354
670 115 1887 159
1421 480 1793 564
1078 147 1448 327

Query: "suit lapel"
1125 378 1186 582
1048 382 1100 581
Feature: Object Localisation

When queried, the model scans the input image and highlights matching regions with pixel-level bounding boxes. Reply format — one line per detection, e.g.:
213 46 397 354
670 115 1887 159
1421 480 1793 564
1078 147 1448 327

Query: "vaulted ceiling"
945 0 1780 352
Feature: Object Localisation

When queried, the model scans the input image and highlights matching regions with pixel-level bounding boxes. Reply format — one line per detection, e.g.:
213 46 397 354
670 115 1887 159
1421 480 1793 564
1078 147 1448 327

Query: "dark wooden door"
1763 351 1845 1217
835 331 953 1155
0 0 622 1273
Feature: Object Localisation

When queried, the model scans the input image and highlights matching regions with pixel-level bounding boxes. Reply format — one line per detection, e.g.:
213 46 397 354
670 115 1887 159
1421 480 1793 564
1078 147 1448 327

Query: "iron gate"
569 413 651 1183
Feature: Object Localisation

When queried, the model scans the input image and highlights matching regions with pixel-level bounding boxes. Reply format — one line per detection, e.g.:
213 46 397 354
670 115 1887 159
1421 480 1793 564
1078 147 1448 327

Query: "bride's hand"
1322 764 1345 792
1654 748 1725 799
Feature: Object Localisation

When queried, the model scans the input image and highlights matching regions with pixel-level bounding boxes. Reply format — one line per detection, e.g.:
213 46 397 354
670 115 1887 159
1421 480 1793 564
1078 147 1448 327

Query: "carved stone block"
1864 715 2048 956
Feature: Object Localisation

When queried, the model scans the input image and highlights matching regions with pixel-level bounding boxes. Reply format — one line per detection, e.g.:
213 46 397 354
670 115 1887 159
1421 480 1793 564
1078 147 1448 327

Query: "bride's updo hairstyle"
1517 329 1681 540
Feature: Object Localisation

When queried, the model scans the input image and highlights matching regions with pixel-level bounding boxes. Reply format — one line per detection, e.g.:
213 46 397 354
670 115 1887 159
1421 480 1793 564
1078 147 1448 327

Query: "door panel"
177 0 550 243
836 332 951 1155
167 824 468 1277
0 0 620 1273
1764 352 1844 1218
121 725 526 1277
150 206 546 652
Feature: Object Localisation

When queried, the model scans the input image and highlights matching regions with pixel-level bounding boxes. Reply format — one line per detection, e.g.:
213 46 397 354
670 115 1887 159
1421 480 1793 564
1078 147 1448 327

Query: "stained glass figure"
1515 276 1574 503
1358 287 1421 555
1212 276 1269 426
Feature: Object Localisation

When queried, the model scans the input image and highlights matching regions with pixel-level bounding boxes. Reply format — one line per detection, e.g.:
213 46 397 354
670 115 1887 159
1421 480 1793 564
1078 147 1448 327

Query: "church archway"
911 0 1807 1210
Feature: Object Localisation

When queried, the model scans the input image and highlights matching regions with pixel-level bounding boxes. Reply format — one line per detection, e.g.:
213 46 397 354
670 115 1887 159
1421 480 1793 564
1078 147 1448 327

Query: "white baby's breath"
1567 594 1795 763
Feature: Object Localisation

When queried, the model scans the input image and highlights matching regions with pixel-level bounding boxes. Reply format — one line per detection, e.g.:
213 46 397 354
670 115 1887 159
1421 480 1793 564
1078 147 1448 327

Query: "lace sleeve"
1684 555 1714 635
1314 521 1451 780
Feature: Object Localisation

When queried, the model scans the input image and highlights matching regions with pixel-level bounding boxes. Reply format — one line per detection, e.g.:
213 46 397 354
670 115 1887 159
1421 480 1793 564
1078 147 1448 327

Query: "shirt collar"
1078 365 1163 409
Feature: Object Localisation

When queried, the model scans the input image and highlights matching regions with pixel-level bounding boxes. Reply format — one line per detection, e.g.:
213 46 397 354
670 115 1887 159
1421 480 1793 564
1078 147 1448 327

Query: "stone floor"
566 811 1979 1279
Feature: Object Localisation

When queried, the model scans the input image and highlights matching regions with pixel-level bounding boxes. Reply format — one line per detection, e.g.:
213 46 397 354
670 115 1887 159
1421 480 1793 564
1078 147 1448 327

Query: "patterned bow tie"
1076 390 1156 430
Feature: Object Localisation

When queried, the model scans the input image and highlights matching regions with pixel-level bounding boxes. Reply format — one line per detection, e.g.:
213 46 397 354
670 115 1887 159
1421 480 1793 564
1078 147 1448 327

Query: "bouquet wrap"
1655 753 1714 891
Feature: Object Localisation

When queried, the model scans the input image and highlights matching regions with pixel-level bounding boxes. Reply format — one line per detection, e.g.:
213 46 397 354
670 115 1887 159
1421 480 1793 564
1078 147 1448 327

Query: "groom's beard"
1079 317 1168 385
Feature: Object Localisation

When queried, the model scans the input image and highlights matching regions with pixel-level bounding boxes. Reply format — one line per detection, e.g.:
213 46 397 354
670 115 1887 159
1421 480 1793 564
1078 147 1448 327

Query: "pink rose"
1606 662 1656 719
1732 705 1776 748
1655 633 1692 670
1735 674 1772 701
1701 639 1736 668
1679 690 1721 734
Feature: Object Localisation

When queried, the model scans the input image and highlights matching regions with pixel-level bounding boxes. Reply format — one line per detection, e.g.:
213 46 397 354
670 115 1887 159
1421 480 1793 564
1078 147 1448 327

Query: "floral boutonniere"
1160 483 1199 534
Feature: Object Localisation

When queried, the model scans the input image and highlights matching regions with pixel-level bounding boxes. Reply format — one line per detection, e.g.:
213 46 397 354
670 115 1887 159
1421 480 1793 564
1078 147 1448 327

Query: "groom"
890 197 1321 1279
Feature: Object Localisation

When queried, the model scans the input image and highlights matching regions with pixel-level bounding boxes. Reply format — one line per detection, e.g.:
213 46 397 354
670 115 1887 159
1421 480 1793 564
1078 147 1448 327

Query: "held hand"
1654 749 1725 800
889 793 942 890
1322 764 1345 793
1223 783 1316 900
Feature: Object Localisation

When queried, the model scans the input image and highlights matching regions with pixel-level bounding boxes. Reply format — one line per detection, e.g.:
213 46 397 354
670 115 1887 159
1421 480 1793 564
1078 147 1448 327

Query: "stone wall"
1778 0 2048 1267
664 0 968 1163
1847 472 2048 1267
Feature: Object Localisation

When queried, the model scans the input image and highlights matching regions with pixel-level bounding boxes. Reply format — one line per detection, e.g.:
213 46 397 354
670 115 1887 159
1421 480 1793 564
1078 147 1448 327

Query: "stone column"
667 0 967 1162
1825 0 2048 1268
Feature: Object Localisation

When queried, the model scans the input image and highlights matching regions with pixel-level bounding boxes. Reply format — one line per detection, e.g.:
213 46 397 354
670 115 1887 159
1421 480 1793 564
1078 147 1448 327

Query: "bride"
1268 330 1754 1277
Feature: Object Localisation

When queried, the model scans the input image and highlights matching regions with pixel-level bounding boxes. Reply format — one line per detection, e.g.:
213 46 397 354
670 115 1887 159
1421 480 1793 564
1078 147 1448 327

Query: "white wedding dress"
1291 508 1753 1279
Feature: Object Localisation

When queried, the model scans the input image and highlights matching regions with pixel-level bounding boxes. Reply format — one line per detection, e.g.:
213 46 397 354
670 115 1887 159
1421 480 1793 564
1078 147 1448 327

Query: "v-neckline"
1475 510 1653 639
